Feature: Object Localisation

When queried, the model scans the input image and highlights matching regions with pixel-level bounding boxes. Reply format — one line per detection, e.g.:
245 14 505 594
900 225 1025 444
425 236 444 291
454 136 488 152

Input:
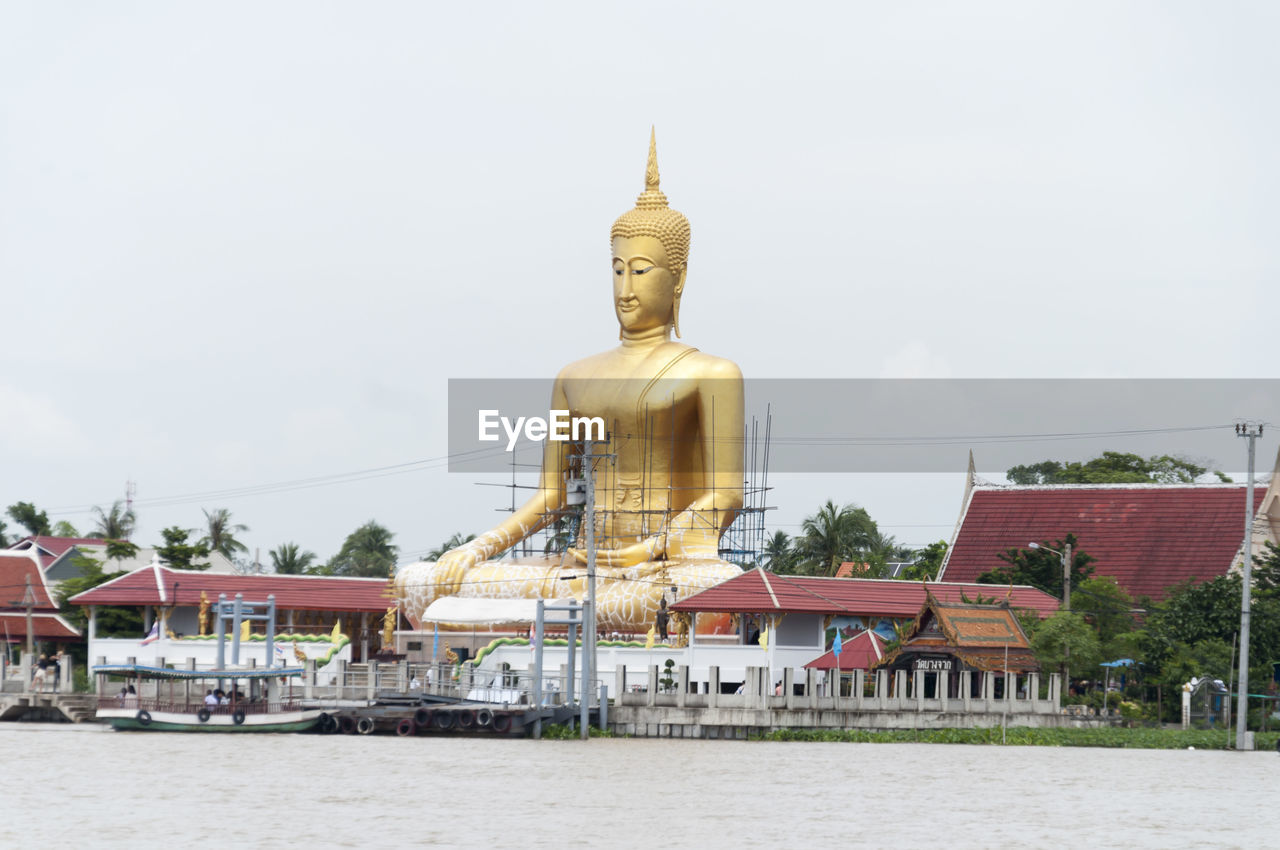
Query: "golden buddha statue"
396 130 744 634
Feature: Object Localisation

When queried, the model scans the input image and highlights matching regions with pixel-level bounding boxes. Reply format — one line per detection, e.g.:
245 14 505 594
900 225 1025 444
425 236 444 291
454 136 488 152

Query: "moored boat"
94 663 324 733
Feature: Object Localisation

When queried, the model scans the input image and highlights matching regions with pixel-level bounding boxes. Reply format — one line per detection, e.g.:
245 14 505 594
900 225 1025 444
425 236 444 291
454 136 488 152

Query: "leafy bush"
761 726 1280 750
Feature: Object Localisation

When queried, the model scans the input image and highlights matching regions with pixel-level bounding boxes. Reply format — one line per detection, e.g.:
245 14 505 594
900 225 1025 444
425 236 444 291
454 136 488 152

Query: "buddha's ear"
672 267 687 338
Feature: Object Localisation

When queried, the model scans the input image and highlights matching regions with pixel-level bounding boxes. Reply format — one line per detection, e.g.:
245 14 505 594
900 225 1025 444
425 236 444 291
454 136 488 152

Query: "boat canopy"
93 663 305 680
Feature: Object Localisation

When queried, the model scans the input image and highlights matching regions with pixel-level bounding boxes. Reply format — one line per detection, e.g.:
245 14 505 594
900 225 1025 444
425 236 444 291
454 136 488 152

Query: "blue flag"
432 623 440 661
833 629 843 657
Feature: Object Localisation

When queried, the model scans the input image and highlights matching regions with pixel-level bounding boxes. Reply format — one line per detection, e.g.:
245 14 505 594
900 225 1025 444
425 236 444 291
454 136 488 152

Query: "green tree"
898 540 948 582
52 520 80 537
328 521 398 578
1141 572 1280 716
761 530 799 573
156 526 212 571
428 532 476 560
977 533 1095 600
1074 576 1137 645
198 508 249 559
90 500 137 541
270 542 317 575
0 517 8 547
105 538 140 563
55 553 144 637
795 500 878 576
1253 541 1280 597
1031 611 1102 678
6 501 51 537
1007 451 1213 485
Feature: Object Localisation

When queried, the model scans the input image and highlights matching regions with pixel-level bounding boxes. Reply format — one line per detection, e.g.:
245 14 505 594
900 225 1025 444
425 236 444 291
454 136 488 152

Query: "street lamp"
1028 541 1073 611
1029 540 1073 699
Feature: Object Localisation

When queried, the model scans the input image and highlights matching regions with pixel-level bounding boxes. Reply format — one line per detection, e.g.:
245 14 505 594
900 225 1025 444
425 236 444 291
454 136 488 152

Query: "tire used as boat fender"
414 707 433 728
339 715 358 735
433 710 455 731
456 709 476 730
396 717 416 737
232 709 246 726
475 708 494 728
356 717 376 735
317 713 337 734
196 707 211 723
492 713 512 733
136 710 152 727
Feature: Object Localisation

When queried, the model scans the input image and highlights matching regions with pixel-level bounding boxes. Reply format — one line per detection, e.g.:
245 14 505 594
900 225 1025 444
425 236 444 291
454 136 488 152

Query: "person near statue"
397 130 745 635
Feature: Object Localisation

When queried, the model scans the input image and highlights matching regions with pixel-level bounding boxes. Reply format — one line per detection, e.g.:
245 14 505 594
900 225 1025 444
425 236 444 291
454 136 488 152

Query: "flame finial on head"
645 126 660 191
612 127 690 269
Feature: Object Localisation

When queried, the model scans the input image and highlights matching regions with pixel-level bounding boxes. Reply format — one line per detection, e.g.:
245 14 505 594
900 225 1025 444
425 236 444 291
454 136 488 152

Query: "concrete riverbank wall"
609 665 1106 738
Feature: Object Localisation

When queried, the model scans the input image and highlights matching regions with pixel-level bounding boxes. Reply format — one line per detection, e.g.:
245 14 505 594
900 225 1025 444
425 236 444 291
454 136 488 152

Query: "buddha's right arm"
431 379 571 584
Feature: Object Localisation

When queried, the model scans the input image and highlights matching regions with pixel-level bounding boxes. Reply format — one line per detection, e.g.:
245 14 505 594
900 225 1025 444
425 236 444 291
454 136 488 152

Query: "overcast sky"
3 3 1276 565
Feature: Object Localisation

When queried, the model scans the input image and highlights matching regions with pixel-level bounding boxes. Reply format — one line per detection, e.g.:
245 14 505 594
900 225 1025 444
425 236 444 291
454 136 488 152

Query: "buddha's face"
612 235 685 334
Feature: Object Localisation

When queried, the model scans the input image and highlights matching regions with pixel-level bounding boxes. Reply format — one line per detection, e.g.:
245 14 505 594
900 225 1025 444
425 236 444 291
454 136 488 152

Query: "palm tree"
90 500 137 541
796 500 878 576
330 520 399 578
427 532 476 560
270 542 317 575
760 530 795 573
199 508 249 559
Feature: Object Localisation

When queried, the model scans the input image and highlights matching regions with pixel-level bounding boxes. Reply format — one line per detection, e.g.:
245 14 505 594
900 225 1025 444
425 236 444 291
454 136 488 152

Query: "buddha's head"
611 129 690 337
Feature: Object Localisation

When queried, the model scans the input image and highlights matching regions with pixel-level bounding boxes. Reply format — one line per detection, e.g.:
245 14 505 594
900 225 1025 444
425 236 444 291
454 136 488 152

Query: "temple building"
937 450 1280 601
874 593 1039 700
69 562 396 665
0 551 80 650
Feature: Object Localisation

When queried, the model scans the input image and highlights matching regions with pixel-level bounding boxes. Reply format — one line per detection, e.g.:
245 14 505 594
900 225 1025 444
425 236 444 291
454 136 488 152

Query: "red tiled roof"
7 536 109 569
671 568 1059 619
69 565 392 612
804 630 886 670
0 612 81 641
939 484 1258 601
0 553 59 611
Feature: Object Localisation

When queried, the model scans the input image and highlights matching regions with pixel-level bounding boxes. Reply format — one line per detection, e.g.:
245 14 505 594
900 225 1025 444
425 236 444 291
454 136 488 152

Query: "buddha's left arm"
664 360 745 559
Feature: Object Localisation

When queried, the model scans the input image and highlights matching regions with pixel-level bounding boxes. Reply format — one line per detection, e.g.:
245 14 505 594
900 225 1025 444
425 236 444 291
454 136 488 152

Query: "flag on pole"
140 622 160 645
645 625 656 650
330 619 342 643
833 629 843 658
432 623 440 661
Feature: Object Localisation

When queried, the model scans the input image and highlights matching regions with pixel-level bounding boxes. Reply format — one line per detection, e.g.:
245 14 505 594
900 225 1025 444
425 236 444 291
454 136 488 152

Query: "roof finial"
645 125 660 191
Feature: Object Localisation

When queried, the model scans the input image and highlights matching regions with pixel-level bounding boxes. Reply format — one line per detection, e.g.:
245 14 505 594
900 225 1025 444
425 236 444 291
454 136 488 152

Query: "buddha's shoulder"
554 343 742 381
675 348 743 381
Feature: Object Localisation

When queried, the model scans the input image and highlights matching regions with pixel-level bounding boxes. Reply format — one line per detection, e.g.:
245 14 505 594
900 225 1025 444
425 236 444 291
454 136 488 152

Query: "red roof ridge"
973 481 1255 491
756 568 781 608
767 572 854 614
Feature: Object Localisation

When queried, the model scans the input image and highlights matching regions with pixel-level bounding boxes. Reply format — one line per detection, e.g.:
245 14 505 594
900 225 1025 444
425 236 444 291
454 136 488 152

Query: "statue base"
396 556 742 635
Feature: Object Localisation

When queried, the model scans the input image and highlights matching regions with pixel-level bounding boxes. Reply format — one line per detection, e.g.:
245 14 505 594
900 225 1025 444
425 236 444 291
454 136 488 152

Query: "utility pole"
23 576 36 656
1061 541 1072 613
581 437 600 741
1234 422 1263 751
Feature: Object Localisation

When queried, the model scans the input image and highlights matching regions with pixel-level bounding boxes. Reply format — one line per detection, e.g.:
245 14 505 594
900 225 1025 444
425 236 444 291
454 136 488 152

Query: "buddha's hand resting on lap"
568 526 723 567
434 532 505 592
570 535 664 568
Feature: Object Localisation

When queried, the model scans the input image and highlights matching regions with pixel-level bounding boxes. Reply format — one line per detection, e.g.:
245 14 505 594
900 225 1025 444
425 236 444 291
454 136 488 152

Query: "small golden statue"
397 130 743 634
197 591 211 637
382 605 397 651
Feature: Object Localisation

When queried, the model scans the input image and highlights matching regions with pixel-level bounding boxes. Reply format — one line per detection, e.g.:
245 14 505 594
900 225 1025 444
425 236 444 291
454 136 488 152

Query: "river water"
4 724 1275 849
